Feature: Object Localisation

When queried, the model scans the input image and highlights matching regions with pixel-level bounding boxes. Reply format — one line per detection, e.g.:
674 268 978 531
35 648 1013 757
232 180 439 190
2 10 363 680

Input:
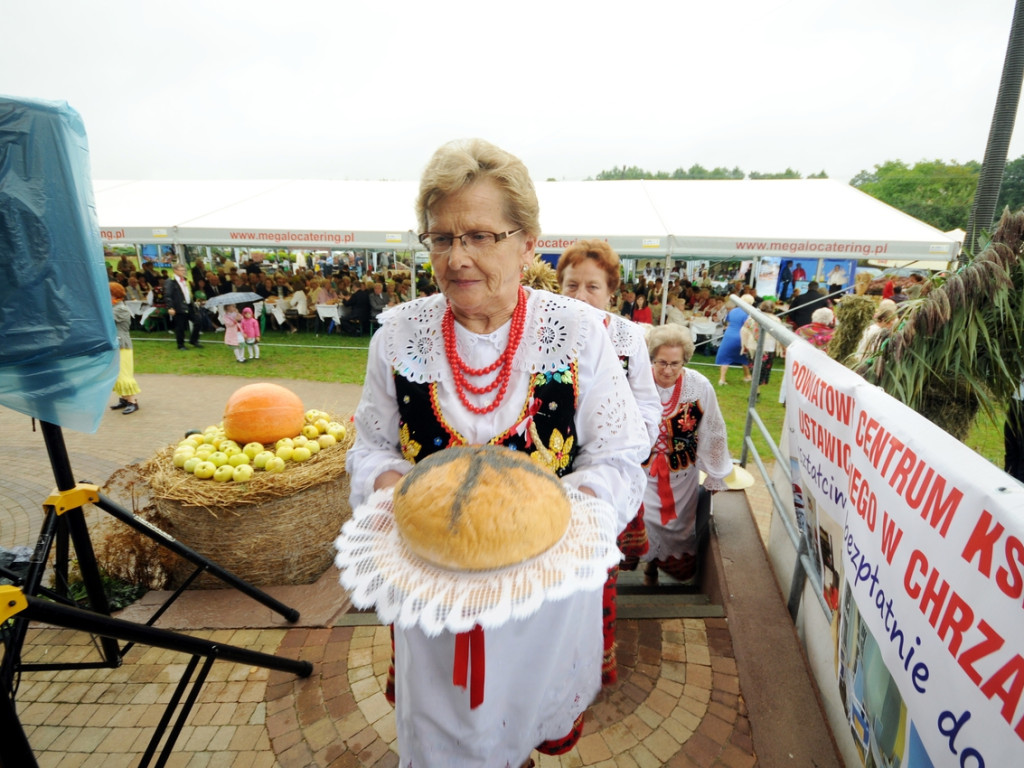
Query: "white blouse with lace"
604 311 660 448
342 287 650 768
346 288 649 529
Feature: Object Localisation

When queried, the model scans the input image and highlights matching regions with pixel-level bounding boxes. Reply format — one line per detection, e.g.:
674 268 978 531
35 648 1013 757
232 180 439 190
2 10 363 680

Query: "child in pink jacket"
240 306 261 360
223 305 246 363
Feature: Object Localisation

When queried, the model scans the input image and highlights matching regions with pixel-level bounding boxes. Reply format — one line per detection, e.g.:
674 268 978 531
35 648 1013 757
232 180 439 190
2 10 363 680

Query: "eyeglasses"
652 360 684 370
418 229 522 255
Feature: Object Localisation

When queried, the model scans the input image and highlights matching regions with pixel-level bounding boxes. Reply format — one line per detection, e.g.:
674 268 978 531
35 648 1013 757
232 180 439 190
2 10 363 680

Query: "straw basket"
155 472 350 589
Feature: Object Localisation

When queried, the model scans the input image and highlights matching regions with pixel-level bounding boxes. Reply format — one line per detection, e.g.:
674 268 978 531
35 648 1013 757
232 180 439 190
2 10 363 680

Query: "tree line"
590 157 1024 233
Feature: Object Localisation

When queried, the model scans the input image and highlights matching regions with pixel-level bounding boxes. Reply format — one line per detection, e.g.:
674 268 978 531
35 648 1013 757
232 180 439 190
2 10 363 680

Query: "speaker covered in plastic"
0 96 117 433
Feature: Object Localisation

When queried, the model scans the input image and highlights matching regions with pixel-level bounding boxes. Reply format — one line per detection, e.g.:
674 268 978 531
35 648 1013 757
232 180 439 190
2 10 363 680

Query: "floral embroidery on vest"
394 362 580 475
642 400 705 472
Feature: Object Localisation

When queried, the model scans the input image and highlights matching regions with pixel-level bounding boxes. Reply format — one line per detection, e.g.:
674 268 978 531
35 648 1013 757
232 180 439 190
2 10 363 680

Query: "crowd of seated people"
106 254 802 342
104 255 427 336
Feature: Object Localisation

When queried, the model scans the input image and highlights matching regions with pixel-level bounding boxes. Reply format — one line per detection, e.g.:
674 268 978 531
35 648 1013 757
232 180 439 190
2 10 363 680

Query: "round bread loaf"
392 445 572 571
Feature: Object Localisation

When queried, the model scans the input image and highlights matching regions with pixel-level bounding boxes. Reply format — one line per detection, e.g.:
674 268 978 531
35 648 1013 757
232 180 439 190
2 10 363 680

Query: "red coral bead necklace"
443 287 528 415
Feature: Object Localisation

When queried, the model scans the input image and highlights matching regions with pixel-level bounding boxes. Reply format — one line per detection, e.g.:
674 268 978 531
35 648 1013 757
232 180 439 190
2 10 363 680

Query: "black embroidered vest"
642 399 705 472
394 363 580 477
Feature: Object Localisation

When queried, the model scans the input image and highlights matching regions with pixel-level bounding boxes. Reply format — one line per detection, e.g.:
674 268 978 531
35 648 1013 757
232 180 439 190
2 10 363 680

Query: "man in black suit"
165 263 202 349
786 281 828 329
190 258 206 287
619 288 636 317
342 281 372 335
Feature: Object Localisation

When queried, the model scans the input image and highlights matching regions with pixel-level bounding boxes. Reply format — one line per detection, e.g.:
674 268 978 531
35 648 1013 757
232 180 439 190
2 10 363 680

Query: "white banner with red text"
784 341 1024 768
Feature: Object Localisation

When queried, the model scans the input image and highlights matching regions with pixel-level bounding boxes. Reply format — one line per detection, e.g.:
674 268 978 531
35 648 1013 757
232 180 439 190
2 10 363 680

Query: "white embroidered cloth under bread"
334 485 620 635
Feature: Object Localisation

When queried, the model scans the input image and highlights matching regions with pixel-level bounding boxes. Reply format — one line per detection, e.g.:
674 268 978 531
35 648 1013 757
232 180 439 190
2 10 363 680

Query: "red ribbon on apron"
453 625 486 709
650 372 683 525
649 452 677 525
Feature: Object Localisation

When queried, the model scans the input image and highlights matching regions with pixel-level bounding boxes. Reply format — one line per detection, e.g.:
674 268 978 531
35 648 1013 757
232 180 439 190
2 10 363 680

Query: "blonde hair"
416 139 540 237
647 324 695 364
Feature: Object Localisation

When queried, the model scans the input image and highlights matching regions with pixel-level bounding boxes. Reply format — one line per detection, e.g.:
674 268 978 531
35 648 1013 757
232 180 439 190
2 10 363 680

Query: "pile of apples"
171 409 347 483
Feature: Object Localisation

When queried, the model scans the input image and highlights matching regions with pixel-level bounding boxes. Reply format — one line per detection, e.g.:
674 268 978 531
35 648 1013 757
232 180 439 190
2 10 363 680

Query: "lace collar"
604 312 645 357
378 289 595 383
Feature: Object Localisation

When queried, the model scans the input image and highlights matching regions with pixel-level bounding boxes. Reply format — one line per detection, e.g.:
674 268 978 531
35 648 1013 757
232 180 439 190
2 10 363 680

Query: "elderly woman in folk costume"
641 325 733 585
343 139 649 767
556 238 660 685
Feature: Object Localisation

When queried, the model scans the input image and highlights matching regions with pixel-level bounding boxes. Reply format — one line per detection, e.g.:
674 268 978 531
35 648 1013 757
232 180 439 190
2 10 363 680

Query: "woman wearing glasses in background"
641 325 733 586
344 139 649 767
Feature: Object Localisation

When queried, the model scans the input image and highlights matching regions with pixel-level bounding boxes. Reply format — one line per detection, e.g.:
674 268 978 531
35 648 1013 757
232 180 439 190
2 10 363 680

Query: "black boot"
643 561 659 587
110 398 128 410
122 402 139 415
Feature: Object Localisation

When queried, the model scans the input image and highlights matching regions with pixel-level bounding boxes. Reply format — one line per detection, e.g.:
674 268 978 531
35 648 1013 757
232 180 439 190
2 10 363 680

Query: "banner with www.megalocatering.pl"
784 342 1024 768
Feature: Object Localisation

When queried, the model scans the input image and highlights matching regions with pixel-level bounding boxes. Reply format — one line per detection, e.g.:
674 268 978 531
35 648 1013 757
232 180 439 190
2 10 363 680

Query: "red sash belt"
453 625 486 709
649 452 676 524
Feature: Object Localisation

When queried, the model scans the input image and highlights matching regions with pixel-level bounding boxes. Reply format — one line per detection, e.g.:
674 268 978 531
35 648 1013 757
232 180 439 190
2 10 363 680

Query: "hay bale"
155 471 349 588
129 417 355 589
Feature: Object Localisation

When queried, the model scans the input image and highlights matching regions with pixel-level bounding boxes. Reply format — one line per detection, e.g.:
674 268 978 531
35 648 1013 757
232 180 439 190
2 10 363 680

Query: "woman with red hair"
109 282 140 414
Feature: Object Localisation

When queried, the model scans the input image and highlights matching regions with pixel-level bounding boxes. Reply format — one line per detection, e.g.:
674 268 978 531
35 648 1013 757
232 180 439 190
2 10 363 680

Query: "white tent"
94 178 960 262
94 179 420 252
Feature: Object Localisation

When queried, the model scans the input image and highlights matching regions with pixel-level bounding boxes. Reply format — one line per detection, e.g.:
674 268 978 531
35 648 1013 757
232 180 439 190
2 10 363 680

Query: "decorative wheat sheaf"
855 208 1024 439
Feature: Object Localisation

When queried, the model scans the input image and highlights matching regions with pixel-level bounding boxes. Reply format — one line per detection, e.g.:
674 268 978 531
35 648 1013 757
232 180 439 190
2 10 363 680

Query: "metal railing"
725 294 833 620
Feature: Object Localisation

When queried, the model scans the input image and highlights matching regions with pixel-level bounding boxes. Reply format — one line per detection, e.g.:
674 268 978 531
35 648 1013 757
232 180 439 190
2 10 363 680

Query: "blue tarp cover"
0 96 117 433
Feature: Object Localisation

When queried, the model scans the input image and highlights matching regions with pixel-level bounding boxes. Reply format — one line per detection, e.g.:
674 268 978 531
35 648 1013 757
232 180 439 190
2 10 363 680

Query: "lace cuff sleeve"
693 374 733 486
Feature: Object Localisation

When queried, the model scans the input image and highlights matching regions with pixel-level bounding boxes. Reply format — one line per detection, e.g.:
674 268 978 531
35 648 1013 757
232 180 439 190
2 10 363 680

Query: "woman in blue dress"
715 294 755 385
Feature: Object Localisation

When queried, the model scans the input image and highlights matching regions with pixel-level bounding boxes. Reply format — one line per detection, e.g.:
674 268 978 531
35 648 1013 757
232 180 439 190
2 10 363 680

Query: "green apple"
292 435 309 448
301 424 319 440
291 446 312 463
253 450 275 469
193 461 216 479
173 449 195 467
208 451 229 467
306 440 320 455
232 464 255 482
327 423 346 441
221 442 241 457
275 445 293 461
228 452 250 467
213 464 235 482
265 456 286 473
313 418 330 434
275 437 294 450
183 456 202 474
243 442 264 459
317 434 337 449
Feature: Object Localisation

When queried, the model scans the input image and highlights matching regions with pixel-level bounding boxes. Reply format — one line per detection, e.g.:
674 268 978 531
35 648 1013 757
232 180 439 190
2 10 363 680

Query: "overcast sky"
4 0 1024 185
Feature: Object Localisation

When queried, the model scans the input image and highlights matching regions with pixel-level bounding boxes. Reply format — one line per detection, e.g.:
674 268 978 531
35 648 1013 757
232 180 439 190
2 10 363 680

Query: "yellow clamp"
0 585 28 623
43 484 100 515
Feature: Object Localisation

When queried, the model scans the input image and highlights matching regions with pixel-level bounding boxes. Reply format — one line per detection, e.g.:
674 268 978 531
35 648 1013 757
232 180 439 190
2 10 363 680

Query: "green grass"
132 327 371 384
132 331 1006 467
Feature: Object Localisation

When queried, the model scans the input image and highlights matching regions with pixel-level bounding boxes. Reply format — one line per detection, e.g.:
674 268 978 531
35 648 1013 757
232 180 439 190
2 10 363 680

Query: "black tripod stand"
1 421 313 767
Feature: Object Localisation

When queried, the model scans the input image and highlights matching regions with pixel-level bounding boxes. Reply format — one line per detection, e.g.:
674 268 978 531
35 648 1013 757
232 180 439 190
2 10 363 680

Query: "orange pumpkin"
222 383 305 445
